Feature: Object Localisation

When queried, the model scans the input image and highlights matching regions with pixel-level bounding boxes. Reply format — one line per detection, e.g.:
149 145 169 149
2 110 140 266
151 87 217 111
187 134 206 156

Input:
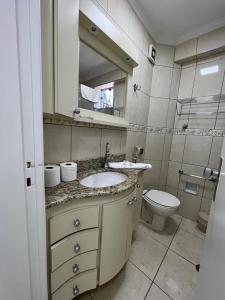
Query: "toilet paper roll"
44 165 60 187
60 162 77 182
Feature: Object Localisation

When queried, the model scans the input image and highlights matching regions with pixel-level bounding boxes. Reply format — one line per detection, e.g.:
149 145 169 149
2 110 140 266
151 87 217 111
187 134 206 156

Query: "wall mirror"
79 41 127 117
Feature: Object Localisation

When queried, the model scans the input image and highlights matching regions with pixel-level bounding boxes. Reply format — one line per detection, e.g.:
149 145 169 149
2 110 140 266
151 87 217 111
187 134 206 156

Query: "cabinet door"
54 0 79 117
99 193 134 285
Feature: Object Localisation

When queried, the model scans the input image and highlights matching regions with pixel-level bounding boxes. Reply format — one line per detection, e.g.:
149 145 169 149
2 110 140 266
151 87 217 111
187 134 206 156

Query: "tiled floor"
78 215 205 300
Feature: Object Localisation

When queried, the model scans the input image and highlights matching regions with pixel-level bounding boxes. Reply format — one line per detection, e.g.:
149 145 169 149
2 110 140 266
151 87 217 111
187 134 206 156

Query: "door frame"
16 0 48 299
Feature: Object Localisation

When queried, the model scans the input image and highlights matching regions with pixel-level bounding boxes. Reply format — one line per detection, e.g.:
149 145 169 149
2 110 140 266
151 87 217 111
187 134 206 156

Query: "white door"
0 1 47 299
196 137 225 300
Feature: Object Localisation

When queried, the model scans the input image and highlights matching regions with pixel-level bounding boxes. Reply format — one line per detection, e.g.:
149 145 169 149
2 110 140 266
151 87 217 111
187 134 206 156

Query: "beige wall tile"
170 68 181 99
166 100 177 129
144 160 161 187
178 66 195 99
175 38 197 62
193 58 225 97
148 97 169 127
160 161 169 186
166 186 178 197
155 44 175 67
197 27 225 55
162 134 173 161
200 197 212 214
170 135 186 162
183 135 212 166
151 66 173 98
208 136 224 169
101 129 122 155
145 133 165 160
167 161 182 188
178 190 201 221
71 126 101 160
44 124 71 163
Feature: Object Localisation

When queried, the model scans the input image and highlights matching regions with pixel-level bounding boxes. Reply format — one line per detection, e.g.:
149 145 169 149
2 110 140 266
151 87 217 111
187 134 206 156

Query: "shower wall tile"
193 58 225 97
208 136 224 169
178 66 195 99
170 135 186 162
183 135 212 166
167 162 181 188
170 68 181 99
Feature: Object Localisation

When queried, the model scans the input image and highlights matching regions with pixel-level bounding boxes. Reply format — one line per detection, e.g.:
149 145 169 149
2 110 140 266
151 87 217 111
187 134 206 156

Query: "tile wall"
44 0 154 164
166 53 225 220
143 44 181 191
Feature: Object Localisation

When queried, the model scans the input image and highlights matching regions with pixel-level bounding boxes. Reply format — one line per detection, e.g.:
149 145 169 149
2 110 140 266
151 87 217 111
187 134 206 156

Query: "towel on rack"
80 84 100 103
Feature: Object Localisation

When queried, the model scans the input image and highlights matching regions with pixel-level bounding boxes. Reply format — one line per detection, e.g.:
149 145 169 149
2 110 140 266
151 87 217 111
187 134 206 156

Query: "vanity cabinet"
99 193 135 285
47 185 142 299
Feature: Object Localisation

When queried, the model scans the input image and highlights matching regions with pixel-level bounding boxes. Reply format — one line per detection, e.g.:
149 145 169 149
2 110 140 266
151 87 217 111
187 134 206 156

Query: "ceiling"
129 0 225 45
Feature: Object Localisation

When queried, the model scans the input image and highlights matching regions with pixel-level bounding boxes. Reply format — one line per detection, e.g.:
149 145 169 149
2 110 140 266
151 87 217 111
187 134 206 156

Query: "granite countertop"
45 168 142 208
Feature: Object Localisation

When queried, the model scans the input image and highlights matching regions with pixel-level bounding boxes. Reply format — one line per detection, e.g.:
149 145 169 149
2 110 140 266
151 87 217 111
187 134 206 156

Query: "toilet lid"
145 190 180 208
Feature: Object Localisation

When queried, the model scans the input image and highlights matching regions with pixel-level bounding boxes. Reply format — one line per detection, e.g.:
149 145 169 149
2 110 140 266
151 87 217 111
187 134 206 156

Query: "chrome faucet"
104 142 111 168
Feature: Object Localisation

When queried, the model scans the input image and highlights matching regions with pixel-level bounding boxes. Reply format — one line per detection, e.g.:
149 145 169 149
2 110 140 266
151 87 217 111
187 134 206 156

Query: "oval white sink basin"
80 172 128 188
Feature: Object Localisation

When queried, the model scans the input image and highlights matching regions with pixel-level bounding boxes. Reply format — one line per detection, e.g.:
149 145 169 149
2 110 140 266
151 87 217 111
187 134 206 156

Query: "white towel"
80 84 100 103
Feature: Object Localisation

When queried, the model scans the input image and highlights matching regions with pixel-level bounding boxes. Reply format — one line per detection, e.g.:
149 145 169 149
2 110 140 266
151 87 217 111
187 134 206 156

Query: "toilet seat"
143 190 180 208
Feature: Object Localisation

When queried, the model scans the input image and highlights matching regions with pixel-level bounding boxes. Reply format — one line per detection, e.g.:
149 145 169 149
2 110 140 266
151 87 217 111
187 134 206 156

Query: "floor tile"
155 250 198 300
129 223 167 280
141 214 182 247
170 228 204 264
91 262 151 300
180 218 205 239
145 283 172 300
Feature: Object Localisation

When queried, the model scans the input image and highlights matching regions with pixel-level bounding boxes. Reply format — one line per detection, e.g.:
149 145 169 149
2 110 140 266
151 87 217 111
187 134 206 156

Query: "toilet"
143 189 180 231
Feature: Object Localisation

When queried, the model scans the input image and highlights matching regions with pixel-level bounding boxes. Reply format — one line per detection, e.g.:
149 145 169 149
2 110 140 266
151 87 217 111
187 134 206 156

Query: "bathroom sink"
80 172 128 188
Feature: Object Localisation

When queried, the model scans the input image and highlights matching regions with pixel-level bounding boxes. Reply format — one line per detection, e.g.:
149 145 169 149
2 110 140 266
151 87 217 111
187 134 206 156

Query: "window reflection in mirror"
79 41 127 117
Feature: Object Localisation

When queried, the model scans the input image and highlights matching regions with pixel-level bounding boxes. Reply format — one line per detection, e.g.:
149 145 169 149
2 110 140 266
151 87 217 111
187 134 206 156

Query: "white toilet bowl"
143 189 180 231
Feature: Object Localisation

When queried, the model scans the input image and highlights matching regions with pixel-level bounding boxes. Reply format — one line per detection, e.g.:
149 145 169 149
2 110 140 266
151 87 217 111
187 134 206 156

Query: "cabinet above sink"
41 0 138 128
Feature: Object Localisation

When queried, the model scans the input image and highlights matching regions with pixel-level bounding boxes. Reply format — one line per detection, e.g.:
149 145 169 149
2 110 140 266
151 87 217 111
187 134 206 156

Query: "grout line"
153 282 175 300
168 248 199 268
128 259 153 282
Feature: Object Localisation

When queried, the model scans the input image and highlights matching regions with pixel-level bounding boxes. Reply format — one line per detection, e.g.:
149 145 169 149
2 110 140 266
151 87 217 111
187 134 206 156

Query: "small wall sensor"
148 44 156 64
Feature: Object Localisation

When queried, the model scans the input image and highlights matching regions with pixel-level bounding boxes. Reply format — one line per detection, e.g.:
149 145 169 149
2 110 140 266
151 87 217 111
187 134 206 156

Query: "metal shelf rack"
176 94 225 116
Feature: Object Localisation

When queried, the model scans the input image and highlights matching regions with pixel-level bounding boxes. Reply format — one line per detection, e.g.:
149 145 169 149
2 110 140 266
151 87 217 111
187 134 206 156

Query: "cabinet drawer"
50 206 99 244
51 228 99 271
51 269 97 300
51 250 97 293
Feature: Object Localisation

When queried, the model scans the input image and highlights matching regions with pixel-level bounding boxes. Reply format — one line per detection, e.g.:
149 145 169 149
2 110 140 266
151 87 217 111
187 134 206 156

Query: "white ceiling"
129 0 225 45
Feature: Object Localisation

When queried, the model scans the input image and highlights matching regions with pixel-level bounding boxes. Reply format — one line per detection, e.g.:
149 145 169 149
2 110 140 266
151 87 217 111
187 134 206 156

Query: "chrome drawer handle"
73 285 80 296
74 243 80 253
127 200 134 206
72 263 79 274
74 219 80 227
132 197 138 202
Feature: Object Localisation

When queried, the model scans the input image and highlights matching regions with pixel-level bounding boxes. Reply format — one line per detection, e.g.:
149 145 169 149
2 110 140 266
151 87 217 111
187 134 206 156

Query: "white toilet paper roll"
60 162 77 182
44 165 60 187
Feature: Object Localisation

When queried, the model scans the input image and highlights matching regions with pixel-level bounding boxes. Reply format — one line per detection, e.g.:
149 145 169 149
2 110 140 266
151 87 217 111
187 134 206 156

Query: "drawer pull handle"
72 263 79 274
74 219 81 227
74 243 81 253
73 285 80 296
127 200 134 206
132 197 138 202
136 184 140 188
